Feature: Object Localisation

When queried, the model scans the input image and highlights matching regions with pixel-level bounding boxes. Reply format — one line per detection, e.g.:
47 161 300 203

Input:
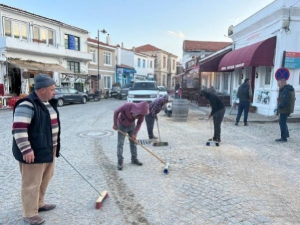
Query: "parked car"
127 80 159 103
158 86 168 97
54 87 88 107
120 83 133 99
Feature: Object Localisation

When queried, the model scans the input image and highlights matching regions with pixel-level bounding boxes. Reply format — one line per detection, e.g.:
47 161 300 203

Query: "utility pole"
97 29 107 91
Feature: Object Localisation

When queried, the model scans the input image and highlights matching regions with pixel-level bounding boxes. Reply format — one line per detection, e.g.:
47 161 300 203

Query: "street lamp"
97 29 107 91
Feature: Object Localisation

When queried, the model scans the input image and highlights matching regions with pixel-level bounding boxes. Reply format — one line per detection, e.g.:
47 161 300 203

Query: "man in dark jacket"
12 74 60 225
276 78 295 142
200 90 225 143
235 78 252 126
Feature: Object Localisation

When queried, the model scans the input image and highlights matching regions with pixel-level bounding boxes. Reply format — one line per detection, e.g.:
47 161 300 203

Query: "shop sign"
284 51 300 68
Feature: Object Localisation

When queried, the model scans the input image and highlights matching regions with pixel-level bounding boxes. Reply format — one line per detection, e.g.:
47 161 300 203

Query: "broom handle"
118 129 166 165
156 119 162 142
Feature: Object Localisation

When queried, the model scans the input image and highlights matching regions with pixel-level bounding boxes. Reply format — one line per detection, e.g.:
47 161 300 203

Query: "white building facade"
134 52 155 81
218 0 300 116
0 4 92 97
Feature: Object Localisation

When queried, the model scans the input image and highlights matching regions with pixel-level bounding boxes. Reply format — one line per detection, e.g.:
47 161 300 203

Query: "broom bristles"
153 142 168 146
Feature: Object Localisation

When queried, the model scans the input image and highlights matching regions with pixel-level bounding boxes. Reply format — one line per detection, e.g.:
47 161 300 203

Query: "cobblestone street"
1 100 300 225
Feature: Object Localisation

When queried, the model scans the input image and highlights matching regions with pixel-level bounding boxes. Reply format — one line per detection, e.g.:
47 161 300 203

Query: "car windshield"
158 86 166 91
132 82 157 90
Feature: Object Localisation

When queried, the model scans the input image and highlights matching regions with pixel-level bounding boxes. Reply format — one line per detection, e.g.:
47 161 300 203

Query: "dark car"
54 87 88 107
120 83 133 99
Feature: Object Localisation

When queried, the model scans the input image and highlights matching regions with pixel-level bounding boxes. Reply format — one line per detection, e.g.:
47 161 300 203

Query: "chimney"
121 42 124 48
106 34 110 45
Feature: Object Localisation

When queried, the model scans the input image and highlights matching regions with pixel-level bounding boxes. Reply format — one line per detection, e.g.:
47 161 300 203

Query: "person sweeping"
200 90 225 143
113 101 149 170
145 95 169 140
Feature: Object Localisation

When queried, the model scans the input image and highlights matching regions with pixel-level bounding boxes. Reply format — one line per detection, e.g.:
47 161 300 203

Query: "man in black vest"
12 74 60 225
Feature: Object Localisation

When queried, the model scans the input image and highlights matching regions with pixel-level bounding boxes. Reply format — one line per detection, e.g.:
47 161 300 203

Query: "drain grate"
137 139 151 145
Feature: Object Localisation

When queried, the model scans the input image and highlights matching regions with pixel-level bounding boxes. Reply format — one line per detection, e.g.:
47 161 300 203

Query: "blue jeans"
117 124 137 162
145 114 155 138
236 101 250 124
279 114 289 141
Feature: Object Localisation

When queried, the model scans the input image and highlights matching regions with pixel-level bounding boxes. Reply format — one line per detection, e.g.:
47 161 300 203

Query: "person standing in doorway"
113 101 149 170
275 78 295 142
145 95 169 140
12 74 60 225
175 81 180 99
235 78 252 126
200 90 225 143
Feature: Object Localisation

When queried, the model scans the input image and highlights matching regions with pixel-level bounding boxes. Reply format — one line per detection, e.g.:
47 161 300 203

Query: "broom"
60 154 109 209
118 129 170 174
153 120 168 147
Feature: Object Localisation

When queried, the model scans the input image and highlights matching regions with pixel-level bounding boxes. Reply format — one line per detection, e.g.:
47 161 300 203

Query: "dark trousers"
236 101 250 124
213 108 225 140
279 114 289 140
145 114 155 139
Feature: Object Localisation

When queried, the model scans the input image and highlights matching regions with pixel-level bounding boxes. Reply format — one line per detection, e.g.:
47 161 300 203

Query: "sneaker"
23 215 45 225
235 123 238 126
149 136 158 140
131 159 143 166
38 204 56 212
275 138 287 142
244 123 248 126
117 162 123 170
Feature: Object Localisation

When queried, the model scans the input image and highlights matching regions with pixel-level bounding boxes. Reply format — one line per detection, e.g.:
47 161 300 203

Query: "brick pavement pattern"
0 100 300 225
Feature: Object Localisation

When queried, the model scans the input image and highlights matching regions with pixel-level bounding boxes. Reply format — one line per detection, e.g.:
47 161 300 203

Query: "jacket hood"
239 82 250 90
200 90 210 98
283 84 294 92
130 101 149 116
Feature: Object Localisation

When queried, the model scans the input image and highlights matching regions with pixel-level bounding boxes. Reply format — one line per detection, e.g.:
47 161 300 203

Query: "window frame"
33 25 55 46
103 51 112 66
104 75 112 89
4 18 29 41
89 48 97 64
67 61 80 73
64 34 80 51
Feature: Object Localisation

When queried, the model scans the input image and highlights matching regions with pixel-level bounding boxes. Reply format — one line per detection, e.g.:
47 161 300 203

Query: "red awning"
199 48 231 72
218 36 276 71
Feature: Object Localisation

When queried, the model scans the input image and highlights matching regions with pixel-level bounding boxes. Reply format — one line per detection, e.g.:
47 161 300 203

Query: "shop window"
64 34 80 50
104 75 112 89
265 66 271 85
67 61 80 73
103 52 112 65
223 73 230 94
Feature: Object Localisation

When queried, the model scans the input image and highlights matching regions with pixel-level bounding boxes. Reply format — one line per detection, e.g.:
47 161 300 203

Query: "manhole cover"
77 130 114 138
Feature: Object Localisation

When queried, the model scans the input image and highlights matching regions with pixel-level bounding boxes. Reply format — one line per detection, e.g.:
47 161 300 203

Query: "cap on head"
34 74 55 90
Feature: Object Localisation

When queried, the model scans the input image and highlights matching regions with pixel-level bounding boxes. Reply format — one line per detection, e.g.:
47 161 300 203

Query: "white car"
127 80 159 103
158 86 168 97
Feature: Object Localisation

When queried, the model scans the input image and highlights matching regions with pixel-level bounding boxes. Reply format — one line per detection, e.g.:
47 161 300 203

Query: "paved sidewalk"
189 102 300 123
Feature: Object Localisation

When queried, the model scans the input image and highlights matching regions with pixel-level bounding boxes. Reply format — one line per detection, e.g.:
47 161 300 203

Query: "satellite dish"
228 25 234 36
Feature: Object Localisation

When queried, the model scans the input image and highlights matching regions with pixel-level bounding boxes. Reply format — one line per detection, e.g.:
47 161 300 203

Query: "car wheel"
82 97 87 104
58 98 64 107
